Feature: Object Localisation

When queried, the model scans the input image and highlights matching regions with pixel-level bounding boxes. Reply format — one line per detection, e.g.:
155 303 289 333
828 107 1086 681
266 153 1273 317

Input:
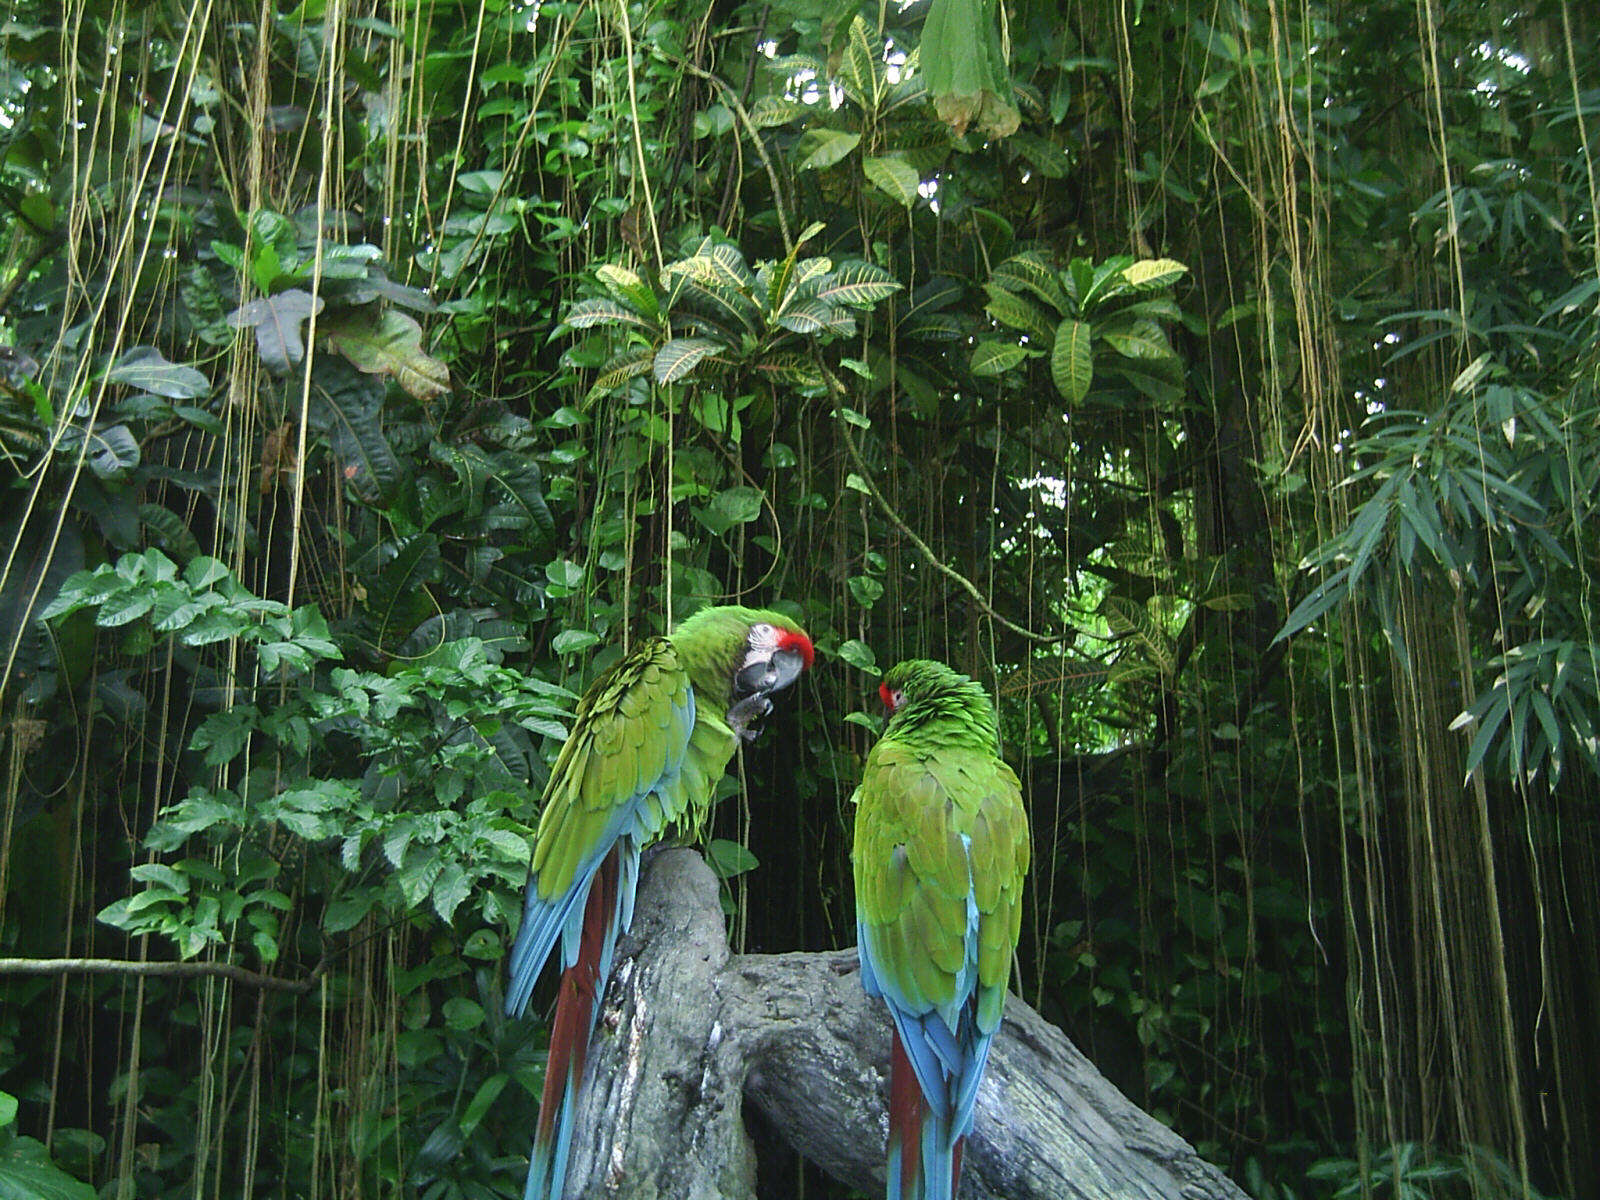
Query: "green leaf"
460 1074 510 1138
0 1152 98 1200
551 629 601 655
564 297 658 332
990 253 1068 313
815 261 903 308
322 894 375 934
840 15 882 109
920 0 1021 138
862 155 921 207
431 862 472 923
969 340 1030 376
795 128 861 171
1120 258 1189 291
107 347 210 399
442 996 485 1031
774 299 854 336
81 425 141 480
705 838 759 879
545 559 585 590
1051 319 1093 402
653 338 721 384
0 1091 16 1129
848 575 884 605
322 309 451 402
698 486 766 535
226 289 324 374
594 263 661 322
983 285 1055 341
836 638 878 671
748 95 809 128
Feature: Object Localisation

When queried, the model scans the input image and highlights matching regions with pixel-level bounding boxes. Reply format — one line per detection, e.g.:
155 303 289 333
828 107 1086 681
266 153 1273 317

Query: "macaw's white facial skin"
729 621 809 738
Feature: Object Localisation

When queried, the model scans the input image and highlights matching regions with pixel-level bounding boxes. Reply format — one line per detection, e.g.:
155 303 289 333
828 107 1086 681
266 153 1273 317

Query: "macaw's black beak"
733 646 807 701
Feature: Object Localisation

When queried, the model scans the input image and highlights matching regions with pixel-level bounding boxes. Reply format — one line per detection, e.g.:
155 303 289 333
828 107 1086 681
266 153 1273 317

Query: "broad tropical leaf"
970 340 1031 376
1050 319 1093 402
862 155 921 207
653 337 722 383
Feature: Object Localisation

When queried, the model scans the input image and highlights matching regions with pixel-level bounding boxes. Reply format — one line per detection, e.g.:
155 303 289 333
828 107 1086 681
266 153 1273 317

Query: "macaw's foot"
727 693 774 741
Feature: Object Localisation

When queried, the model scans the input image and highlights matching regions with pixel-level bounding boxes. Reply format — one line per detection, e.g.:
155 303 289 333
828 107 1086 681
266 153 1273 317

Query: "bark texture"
555 847 1248 1200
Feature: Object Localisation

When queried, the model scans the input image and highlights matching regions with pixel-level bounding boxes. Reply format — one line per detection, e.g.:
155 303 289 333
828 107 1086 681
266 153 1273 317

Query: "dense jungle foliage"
1 0 1597 1196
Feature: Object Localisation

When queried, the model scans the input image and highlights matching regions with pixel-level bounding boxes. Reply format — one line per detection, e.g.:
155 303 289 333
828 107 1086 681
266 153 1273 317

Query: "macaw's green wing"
505 638 696 1017
852 739 1028 1132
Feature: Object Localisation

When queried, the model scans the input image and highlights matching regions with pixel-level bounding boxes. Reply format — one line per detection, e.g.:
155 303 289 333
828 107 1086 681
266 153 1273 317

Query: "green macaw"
505 605 813 1200
852 659 1029 1200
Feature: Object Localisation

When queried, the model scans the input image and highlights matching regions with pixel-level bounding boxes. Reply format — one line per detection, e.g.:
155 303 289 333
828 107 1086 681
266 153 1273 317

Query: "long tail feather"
887 1031 960 1200
523 850 620 1200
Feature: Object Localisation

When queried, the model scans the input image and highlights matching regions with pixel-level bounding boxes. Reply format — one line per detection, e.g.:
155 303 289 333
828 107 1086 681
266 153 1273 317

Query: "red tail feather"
889 1032 925 1199
536 850 621 1144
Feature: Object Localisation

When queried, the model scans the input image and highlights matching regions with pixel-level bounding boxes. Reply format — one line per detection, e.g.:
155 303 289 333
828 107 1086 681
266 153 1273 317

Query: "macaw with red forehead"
506 605 814 1200
853 659 1029 1200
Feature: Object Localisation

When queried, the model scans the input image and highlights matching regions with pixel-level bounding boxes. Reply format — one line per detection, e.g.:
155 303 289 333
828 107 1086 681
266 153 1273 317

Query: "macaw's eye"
878 682 904 711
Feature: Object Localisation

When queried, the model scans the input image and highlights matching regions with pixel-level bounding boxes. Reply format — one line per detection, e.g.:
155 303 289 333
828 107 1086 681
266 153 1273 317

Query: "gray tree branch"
554 847 1249 1200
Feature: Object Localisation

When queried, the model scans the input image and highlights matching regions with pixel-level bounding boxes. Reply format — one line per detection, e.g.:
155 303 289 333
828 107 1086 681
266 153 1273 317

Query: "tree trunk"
554 847 1249 1200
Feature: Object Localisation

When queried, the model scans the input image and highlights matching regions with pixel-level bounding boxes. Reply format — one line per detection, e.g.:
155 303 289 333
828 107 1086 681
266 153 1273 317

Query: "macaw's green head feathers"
670 605 813 733
878 658 999 751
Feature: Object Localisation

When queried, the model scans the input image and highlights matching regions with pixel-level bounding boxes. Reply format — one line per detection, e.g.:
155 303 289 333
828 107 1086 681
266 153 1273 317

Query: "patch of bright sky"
1472 42 1531 97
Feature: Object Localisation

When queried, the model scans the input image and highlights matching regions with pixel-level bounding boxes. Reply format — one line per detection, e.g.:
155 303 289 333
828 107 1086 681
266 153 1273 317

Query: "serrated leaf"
1121 258 1189 291
654 337 721 384
795 128 861 171
322 310 450 401
970 340 1030 376
1051 319 1093 402
862 155 920 206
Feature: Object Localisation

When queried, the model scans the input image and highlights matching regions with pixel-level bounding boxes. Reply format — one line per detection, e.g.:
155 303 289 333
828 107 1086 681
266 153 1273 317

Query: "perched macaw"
505 604 813 1200
852 659 1029 1200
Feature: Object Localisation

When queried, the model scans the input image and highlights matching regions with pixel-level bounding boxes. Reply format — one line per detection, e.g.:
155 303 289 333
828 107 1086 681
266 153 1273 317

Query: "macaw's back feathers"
506 604 812 1200
853 659 1029 1200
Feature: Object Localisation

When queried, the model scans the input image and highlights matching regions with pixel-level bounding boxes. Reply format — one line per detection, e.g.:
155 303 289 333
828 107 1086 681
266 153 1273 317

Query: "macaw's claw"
727 693 774 739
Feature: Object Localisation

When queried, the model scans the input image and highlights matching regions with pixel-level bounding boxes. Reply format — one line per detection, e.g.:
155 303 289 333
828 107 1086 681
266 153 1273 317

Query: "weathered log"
556 847 1248 1200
